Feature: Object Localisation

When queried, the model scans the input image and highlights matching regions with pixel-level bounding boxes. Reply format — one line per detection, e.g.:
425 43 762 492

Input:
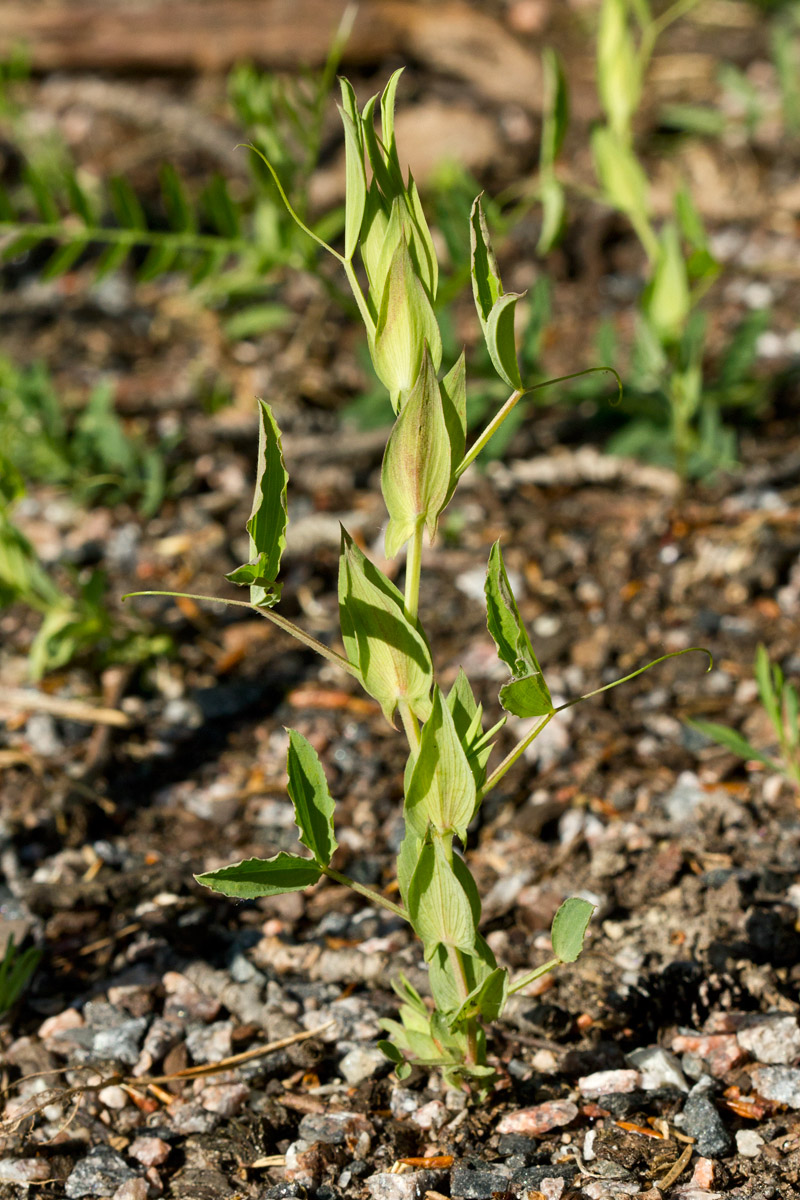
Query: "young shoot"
127 72 709 1092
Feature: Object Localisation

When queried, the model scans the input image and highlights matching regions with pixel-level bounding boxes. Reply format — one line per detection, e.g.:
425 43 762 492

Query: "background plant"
691 644 800 792
129 73 707 1090
0 935 41 1020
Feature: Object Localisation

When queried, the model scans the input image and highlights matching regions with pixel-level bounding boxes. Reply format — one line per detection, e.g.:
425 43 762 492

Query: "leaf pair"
485 542 553 719
381 349 465 557
196 729 337 898
470 198 525 391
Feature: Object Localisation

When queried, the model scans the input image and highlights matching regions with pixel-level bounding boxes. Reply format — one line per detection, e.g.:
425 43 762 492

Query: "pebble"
735 1128 764 1157
166 1098 222 1134
737 1015 800 1065
64 1146 138 1198
389 1086 420 1118
626 1046 688 1092
365 1170 445 1200
671 1033 744 1077
496 1099 578 1135
511 1165 578 1192
749 1065 800 1108
38 1008 84 1041
578 1068 641 1096
128 1136 171 1167
199 1082 249 1116
691 1158 715 1187
411 1099 448 1131
185 1019 233 1064
581 1183 640 1198
112 1181 149 1200
98 1085 129 1109
0 1160 51 1184
451 1161 512 1198
680 1088 732 1158
339 1045 387 1085
162 970 221 1022
298 1111 372 1153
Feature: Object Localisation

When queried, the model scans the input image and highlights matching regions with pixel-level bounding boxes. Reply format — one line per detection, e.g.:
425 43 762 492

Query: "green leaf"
404 686 476 843
195 851 321 899
372 233 442 411
396 829 423 908
537 175 565 256
540 48 569 167
440 352 466 499
644 222 689 344
485 541 553 718
381 345 452 557
755 644 781 732
379 67 404 171
225 400 288 608
597 0 640 139
406 839 476 960
338 527 433 725
23 166 58 222
161 163 196 233
109 175 146 230
360 181 390 299
339 78 367 261
469 197 524 389
428 934 497 1018
551 897 594 963
41 239 87 280
689 719 778 772
405 174 438 302
591 126 650 227
453 966 509 1025
286 729 337 867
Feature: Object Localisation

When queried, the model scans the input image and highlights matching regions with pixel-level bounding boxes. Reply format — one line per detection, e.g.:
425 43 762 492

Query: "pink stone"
162 971 221 1021
411 1100 448 1131
540 1179 565 1200
128 1137 171 1167
496 1099 578 1135
38 1008 83 1040
671 1033 745 1076
112 1180 149 1200
578 1068 641 1096
199 1082 249 1117
691 1157 715 1188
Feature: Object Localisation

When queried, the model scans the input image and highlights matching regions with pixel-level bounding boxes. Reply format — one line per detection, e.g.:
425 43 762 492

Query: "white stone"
626 1046 689 1092
736 1129 764 1158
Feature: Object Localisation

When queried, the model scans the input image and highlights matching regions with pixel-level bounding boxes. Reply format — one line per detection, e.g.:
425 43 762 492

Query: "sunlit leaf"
551 897 594 963
196 852 321 899
404 686 476 843
485 542 553 718
225 400 288 608
286 729 337 867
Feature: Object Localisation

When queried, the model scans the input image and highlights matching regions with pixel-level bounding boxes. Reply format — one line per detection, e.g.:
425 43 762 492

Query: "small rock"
199 1082 249 1116
539 1179 565 1200
185 1019 233 1064
511 1165 578 1192
671 1033 744 1077
162 971 221 1022
0 1160 51 1184
112 1181 149 1200
737 1015 800 1065
582 1183 641 1199
339 1045 387 1085
128 1137 171 1167
166 1098 221 1134
680 1088 732 1158
496 1133 538 1161
298 1111 372 1154
496 1099 578 1135
98 1085 129 1109
389 1086 419 1118
735 1128 764 1157
451 1161 511 1199
749 1065 800 1108
411 1099 448 1131
38 1008 84 1041
365 1170 445 1200
579 1068 641 1096
691 1157 715 1187
626 1046 688 1092
65 1146 138 1198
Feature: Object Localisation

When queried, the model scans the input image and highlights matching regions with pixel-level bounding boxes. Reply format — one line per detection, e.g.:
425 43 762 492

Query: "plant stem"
321 865 409 922
448 946 479 1065
507 957 559 996
122 589 358 677
455 390 523 480
342 258 376 341
481 712 556 796
404 517 425 621
397 699 421 754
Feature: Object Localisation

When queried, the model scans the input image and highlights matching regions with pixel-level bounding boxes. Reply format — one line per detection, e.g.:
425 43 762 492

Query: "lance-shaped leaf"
339 78 367 262
485 541 553 718
405 173 438 302
286 729 337 867
644 222 689 344
360 182 390 303
404 686 476 844
196 852 321 899
225 400 288 608
372 235 442 411
396 829 423 908
597 0 640 140
381 345 452 557
470 197 524 390
406 839 477 960
446 669 504 793
550 897 594 963
591 126 651 230
452 965 509 1026
338 527 433 725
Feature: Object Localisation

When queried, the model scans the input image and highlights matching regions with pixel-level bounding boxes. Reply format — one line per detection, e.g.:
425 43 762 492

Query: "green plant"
127 73 707 1091
0 12 354 338
691 645 800 792
0 935 41 1018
